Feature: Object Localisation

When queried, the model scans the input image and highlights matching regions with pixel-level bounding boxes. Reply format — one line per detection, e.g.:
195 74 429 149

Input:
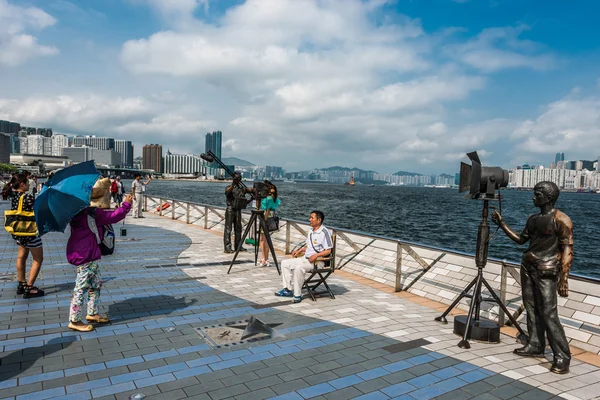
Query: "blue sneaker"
275 288 293 297
293 296 302 303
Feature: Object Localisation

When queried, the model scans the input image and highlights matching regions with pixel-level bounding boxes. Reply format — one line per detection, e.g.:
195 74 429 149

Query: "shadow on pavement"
107 295 198 324
0 338 74 382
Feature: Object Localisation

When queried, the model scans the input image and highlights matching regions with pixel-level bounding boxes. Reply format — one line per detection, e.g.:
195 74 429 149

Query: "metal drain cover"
194 316 281 348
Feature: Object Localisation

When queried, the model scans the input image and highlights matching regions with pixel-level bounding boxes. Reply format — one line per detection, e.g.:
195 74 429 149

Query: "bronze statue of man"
492 181 572 374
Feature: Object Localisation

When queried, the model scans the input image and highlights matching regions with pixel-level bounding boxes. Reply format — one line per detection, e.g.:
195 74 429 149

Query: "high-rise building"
72 136 114 150
142 144 163 172
0 133 10 164
164 151 206 174
554 152 565 165
114 140 134 167
0 120 21 135
204 131 222 167
50 135 69 156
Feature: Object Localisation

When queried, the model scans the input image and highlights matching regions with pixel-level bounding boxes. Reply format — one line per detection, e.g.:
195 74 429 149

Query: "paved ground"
1 202 600 400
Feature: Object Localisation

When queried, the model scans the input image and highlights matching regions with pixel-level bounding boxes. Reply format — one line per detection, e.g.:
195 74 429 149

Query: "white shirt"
305 225 333 258
132 180 142 194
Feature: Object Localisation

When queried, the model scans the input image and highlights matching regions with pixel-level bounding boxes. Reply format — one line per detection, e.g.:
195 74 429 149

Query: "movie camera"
200 151 273 209
459 151 509 200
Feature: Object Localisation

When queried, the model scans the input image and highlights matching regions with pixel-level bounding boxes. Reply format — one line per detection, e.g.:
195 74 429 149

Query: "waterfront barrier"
145 195 600 355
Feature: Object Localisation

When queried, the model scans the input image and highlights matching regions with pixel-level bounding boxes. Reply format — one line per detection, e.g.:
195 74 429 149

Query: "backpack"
86 208 115 256
110 181 118 193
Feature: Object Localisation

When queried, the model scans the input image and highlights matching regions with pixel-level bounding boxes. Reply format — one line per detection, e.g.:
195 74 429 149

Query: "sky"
0 0 599 175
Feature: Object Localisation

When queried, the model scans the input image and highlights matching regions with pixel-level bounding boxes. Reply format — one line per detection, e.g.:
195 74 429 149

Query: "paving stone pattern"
0 201 599 399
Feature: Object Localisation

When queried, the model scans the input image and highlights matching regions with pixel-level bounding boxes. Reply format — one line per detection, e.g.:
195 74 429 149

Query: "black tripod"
228 209 280 275
435 199 528 348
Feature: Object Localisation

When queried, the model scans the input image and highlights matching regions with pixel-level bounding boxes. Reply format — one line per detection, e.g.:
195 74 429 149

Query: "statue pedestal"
454 315 500 343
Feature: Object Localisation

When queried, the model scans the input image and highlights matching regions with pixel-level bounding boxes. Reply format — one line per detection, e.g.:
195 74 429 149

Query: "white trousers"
132 194 143 217
281 257 314 297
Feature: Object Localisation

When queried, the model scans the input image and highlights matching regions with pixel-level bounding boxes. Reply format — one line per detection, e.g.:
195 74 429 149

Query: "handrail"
143 195 600 285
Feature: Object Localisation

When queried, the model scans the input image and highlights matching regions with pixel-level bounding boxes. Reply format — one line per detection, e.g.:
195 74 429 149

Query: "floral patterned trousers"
69 261 102 322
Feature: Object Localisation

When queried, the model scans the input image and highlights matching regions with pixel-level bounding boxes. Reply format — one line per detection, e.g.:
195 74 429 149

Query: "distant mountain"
393 170 422 176
222 157 254 167
438 173 454 178
322 166 377 173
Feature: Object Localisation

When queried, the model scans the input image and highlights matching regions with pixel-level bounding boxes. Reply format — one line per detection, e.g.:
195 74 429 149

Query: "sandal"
23 284 44 299
16 281 26 295
68 322 94 332
86 315 110 323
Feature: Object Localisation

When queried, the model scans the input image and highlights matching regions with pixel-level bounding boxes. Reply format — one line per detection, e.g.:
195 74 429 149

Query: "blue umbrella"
34 161 100 236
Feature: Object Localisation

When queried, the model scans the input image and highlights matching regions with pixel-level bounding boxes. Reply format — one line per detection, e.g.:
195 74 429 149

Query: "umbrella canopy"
34 161 100 236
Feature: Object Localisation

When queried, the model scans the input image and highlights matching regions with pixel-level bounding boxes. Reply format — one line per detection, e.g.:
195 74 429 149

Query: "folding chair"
302 234 336 301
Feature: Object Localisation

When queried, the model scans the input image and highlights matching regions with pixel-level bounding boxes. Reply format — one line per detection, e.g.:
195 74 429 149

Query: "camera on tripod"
459 151 509 200
200 151 274 210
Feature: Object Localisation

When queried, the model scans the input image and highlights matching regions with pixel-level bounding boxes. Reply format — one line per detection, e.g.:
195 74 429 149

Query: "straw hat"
90 177 111 209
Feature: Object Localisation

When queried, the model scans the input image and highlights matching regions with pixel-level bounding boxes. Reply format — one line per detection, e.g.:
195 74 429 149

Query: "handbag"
4 194 38 237
266 214 280 232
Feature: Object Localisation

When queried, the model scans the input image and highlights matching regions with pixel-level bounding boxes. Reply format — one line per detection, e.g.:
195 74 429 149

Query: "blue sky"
1 0 599 174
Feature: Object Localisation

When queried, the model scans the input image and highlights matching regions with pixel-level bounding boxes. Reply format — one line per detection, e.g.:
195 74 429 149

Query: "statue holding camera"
224 172 253 253
492 181 572 374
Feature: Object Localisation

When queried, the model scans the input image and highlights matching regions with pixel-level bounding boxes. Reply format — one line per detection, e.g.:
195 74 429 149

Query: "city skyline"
1 1 600 174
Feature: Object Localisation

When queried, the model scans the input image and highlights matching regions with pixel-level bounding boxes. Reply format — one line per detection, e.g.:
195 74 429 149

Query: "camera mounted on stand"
200 150 281 275
436 151 527 349
200 150 274 209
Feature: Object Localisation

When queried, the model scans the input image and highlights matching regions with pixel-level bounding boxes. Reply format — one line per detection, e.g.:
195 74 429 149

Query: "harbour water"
144 180 600 278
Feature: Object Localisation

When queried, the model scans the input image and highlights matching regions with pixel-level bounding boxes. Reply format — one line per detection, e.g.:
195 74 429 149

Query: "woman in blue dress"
259 184 281 266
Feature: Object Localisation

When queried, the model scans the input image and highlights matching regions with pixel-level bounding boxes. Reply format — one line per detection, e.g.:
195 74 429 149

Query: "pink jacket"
66 202 131 266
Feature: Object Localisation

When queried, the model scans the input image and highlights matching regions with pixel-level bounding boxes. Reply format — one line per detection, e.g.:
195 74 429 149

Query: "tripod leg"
255 218 260 266
458 272 483 349
435 275 478 323
259 216 280 275
481 277 528 342
228 213 256 274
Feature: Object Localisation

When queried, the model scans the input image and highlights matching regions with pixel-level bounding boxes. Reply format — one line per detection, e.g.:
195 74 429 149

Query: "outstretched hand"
124 194 133 204
491 209 503 226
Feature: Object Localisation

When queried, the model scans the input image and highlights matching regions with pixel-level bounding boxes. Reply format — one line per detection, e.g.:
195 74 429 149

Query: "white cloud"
447 25 556 72
0 0 59 66
511 94 600 159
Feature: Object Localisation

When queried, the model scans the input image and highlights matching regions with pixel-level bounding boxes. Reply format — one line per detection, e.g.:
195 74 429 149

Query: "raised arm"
95 199 132 225
491 210 530 245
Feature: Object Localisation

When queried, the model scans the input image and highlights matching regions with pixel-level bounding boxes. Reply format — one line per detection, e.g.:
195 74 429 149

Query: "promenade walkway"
1 204 600 400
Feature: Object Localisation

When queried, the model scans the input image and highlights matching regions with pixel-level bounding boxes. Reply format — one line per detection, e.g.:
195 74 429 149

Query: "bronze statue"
492 181 572 374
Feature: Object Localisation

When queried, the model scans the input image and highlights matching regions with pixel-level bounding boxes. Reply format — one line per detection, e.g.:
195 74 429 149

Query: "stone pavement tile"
303 371 339 386
233 387 278 400
183 379 225 396
207 382 250 400
461 380 497 396
270 378 311 395
514 388 556 400
353 377 391 394
323 386 363 400
435 389 473 400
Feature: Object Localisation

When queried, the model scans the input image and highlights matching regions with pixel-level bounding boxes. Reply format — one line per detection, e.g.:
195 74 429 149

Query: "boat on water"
344 176 355 186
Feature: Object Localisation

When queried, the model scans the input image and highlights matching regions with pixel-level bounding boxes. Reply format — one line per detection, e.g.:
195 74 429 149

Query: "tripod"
435 199 528 349
228 209 280 275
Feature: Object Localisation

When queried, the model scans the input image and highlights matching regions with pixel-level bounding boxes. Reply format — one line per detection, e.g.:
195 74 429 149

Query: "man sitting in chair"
275 210 333 303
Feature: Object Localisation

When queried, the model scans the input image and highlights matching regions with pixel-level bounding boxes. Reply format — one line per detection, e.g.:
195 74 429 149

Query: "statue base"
453 315 500 344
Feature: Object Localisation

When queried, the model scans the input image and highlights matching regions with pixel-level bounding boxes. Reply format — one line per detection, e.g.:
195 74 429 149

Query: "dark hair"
11 173 29 190
134 173 141 178
1 176 16 200
264 180 278 201
534 181 560 205
311 210 325 223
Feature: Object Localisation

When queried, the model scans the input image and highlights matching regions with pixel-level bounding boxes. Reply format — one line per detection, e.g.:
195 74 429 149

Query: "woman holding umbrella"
67 178 132 332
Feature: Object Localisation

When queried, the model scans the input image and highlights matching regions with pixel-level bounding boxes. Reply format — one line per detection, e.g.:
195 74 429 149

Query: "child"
67 177 132 332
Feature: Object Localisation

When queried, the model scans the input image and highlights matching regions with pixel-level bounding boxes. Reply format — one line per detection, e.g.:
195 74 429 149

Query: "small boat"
344 177 355 186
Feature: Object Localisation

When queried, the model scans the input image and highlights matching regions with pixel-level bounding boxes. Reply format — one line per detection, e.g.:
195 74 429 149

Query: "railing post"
204 206 208 229
158 198 163 216
286 221 291 254
186 203 190 224
144 195 148 212
499 261 507 327
171 200 175 219
395 241 403 292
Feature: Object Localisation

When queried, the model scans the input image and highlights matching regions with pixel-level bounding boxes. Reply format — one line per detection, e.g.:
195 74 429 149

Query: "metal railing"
143 195 599 327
